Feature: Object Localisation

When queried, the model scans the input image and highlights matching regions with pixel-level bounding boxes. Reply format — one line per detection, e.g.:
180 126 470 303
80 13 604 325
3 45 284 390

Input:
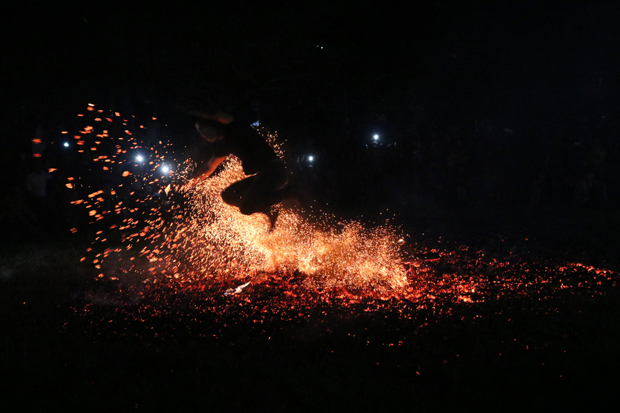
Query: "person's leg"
221 176 256 207
237 162 288 216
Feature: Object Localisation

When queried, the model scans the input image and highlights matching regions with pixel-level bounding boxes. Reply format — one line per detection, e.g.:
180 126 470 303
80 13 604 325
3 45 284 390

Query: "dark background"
3 2 620 411
3 0 620 226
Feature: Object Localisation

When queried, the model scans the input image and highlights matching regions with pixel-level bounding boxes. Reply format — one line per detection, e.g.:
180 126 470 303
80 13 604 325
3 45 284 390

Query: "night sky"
3 0 620 214
4 1 620 122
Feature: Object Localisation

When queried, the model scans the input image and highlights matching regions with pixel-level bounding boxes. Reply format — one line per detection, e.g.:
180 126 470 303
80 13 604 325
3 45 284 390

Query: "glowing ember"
64 102 620 336
150 156 408 290
70 104 407 294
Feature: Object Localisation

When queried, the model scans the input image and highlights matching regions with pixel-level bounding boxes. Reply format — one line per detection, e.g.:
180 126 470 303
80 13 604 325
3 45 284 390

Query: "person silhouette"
187 110 295 229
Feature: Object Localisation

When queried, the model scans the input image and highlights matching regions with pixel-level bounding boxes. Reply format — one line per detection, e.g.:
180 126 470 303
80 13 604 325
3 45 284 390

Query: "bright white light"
136 155 144 162
308 155 314 162
63 142 69 147
161 165 170 174
373 134 379 141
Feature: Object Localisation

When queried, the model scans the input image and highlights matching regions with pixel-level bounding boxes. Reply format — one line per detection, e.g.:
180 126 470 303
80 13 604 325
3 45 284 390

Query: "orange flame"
149 157 407 291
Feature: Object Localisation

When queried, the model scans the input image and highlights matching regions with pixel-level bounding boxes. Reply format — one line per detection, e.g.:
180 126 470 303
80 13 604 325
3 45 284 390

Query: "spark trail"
149 156 407 290
68 103 407 292
59 103 620 332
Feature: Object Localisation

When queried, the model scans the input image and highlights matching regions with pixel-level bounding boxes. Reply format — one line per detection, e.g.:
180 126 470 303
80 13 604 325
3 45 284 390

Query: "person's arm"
188 110 234 124
191 155 227 183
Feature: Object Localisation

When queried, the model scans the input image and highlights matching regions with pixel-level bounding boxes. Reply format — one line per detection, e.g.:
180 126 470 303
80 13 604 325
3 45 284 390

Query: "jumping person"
187 110 293 229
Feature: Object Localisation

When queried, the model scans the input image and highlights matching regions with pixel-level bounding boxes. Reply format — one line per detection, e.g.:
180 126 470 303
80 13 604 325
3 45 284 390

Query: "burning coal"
57 103 619 332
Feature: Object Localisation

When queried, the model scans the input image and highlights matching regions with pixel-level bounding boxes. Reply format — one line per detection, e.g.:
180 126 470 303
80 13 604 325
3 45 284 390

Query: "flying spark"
62 103 620 333
69 104 408 294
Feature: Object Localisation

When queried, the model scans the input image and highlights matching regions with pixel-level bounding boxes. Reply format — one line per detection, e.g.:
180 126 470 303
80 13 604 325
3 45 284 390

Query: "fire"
67 103 408 295
150 156 408 291
65 103 620 322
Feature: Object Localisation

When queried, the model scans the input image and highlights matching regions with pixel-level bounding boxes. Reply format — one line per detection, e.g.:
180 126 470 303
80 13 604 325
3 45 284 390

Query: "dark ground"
1 204 620 412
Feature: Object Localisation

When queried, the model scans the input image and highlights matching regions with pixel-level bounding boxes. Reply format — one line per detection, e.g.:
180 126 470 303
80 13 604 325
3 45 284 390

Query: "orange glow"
65 103 620 331
166 157 407 290
48 168 57 173
32 138 42 144
68 108 436 306
77 120 407 292
66 183 73 189
33 153 42 158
